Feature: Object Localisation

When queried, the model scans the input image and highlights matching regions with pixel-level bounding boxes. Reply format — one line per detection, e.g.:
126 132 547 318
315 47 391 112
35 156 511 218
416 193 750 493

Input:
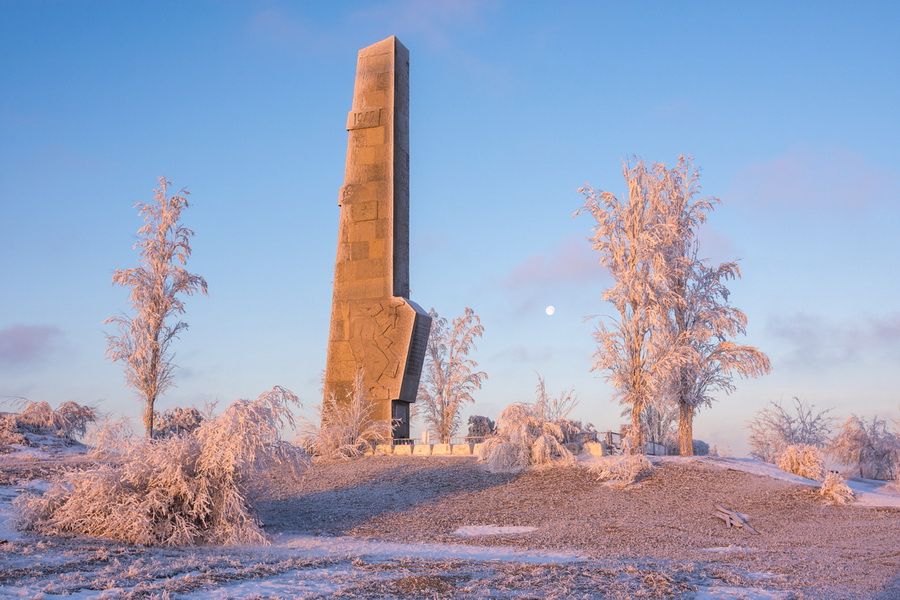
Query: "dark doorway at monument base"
322 35 430 442
391 400 411 440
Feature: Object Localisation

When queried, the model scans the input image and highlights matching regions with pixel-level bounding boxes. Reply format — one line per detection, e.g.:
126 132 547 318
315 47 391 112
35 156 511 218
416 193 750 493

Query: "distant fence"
391 430 668 456
391 435 488 446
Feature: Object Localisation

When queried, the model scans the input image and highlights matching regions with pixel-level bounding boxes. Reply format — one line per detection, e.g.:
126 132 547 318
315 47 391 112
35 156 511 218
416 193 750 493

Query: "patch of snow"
845 477 900 508
663 455 900 509
176 565 361 599
696 545 761 553
276 533 582 564
453 524 538 537
692 584 793 599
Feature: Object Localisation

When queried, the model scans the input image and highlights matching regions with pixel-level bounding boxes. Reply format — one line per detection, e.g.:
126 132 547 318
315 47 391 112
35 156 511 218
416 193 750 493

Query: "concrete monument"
323 36 431 439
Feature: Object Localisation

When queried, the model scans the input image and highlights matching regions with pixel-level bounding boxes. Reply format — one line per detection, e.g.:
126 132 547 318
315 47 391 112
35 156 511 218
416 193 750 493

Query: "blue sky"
1 0 898 455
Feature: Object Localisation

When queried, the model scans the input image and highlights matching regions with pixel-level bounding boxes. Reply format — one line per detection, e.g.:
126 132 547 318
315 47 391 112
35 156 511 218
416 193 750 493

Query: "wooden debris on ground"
714 504 758 534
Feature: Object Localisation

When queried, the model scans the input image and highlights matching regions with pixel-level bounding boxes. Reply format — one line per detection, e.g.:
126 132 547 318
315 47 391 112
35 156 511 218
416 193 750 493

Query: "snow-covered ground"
2 447 898 599
653 455 900 509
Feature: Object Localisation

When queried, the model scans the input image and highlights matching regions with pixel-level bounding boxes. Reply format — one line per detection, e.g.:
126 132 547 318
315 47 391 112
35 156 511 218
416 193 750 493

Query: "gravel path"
257 455 900 599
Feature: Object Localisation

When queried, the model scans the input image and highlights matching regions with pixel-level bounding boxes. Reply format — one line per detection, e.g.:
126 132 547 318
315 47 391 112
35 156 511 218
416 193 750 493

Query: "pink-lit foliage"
14 387 307 546
105 178 208 438
831 415 900 480
478 377 581 473
747 397 834 463
417 307 487 443
776 444 826 481
299 369 392 460
577 156 768 454
0 400 96 450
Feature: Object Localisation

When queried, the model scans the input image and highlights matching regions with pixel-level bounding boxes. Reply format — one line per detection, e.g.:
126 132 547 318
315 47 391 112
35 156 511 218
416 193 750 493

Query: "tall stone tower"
323 36 430 439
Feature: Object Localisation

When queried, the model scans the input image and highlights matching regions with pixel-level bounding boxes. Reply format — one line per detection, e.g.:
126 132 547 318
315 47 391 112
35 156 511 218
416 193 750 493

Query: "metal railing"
389 430 668 456
390 435 488 446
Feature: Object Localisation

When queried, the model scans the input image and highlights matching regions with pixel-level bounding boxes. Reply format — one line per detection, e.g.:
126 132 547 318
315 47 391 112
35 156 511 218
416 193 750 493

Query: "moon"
545 305 556 316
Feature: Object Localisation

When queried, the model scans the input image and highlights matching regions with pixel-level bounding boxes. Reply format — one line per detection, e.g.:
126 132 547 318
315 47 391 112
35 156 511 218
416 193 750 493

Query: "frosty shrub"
155 406 204 438
87 416 133 458
776 444 825 481
299 370 391 460
692 439 710 456
830 415 900 480
820 471 855 506
747 397 834 462
467 415 494 439
51 401 98 440
0 400 96 450
478 402 574 473
17 400 55 431
14 386 307 546
591 453 653 486
0 413 27 449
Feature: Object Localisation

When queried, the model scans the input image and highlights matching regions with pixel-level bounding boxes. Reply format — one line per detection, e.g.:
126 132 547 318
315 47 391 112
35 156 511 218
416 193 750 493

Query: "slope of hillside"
2 452 898 599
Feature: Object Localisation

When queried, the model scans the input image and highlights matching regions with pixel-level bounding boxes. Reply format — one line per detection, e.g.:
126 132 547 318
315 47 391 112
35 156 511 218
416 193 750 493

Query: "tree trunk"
678 401 693 455
144 398 155 439
629 402 645 454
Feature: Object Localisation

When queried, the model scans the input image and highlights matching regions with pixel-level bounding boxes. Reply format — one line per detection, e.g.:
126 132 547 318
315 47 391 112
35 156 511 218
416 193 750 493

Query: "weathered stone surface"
412 443 432 456
393 443 412 456
431 443 452 456
374 443 394 455
323 36 430 437
451 443 475 455
582 441 608 457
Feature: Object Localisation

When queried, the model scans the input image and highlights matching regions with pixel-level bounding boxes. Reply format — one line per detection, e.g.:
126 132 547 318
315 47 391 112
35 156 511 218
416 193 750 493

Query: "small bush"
154 406 204 438
0 413 27 448
692 439 710 456
777 444 826 481
18 400 56 431
478 402 574 473
466 415 494 438
590 454 653 486
14 386 307 546
0 400 96 451
820 471 855 505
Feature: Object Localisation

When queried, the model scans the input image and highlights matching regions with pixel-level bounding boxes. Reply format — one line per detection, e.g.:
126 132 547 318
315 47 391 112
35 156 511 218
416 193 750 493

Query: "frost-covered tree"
417 307 487 442
665 247 770 455
579 157 768 454
746 397 834 462
467 415 494 438
105 178 207 438
577 159 676 452
831 415 900 480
